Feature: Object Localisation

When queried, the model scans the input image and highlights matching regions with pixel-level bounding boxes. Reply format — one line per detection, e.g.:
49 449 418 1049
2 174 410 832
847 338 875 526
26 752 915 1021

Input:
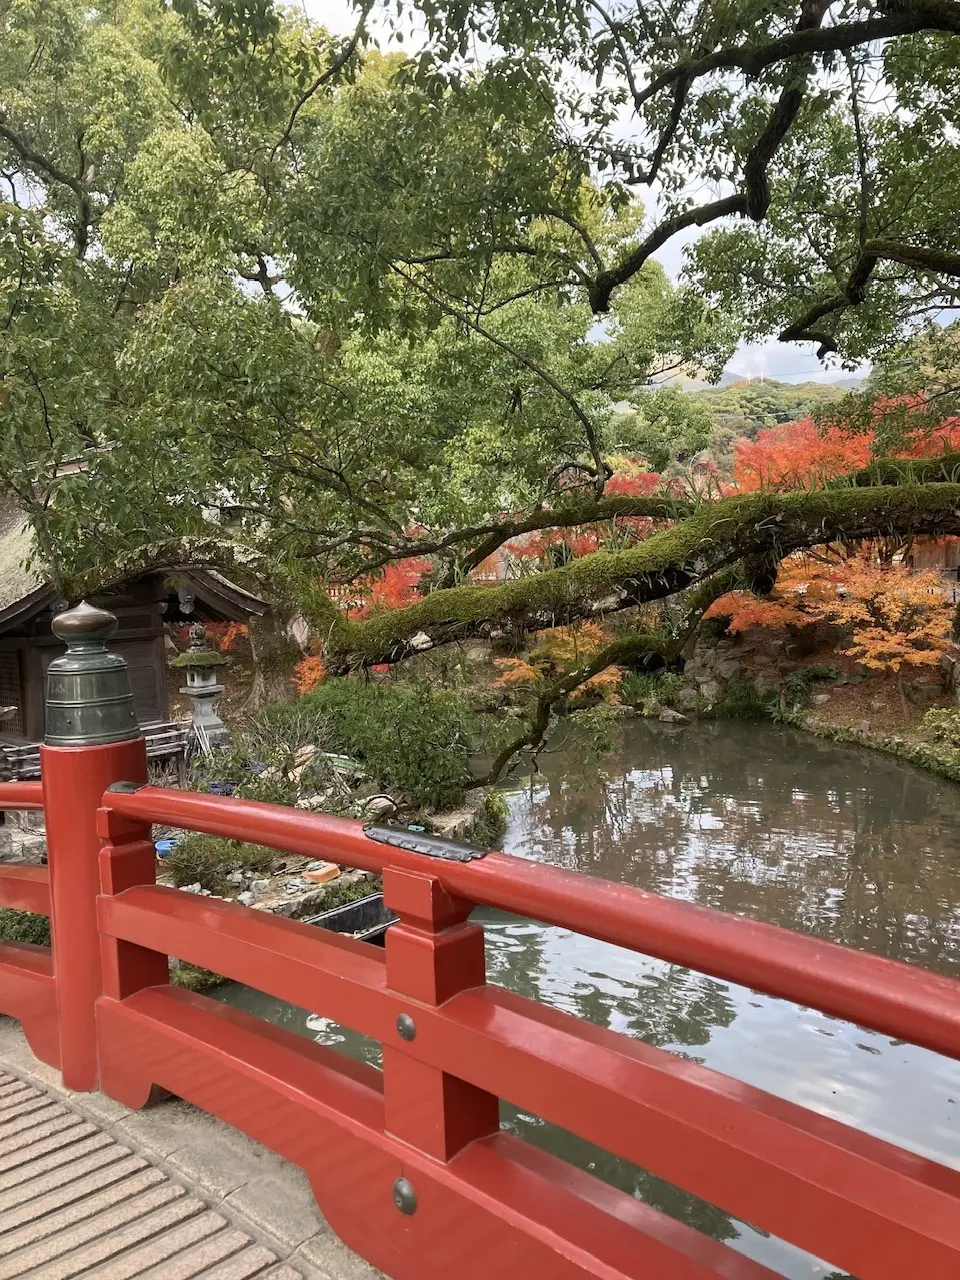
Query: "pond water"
215 720 960 1278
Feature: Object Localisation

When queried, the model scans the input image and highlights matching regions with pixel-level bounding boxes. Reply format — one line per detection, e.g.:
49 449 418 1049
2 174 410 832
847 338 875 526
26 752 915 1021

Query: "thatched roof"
0 505 267 628
0 506 44 614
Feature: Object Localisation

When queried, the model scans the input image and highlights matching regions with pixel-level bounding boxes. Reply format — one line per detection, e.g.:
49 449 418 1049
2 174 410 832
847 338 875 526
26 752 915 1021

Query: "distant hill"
688 378 851 445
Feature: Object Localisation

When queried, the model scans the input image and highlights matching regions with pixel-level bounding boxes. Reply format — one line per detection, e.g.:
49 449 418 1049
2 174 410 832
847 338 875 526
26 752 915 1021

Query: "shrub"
922 707 960 748
716 680 775 720
471 791 509 848
0 909 50 946
783 664 840 708
167 834 273 893
621 670 685 712
262 679 476 811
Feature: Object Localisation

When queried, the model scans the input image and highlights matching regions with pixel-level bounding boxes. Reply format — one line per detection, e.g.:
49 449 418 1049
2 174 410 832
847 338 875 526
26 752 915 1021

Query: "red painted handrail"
107 784 960 1062
0 865 50 914
0 780 44 810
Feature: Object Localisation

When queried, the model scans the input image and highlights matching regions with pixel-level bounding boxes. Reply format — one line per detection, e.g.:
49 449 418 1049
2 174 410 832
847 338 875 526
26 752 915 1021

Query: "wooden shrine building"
0 507 267 748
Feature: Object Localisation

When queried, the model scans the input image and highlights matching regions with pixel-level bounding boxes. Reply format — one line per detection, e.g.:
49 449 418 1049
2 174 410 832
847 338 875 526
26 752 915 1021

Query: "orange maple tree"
706 553 953 708
293 654 326 695
815 562 952 707
493 621 622 704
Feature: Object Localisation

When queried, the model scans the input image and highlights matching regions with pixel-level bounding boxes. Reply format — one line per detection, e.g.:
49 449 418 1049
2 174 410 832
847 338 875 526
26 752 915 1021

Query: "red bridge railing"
1 737 959 1279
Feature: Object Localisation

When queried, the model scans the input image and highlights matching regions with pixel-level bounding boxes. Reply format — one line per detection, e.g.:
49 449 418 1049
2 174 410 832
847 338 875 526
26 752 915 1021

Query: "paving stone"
0 1129 113 1191
0 1099 67 1140
135 1227 265 1278
0 1078 32 1100
0 1105 80 1157
0 1153 148 1232
26 1197 208 1280
0 1089 54 1123
0 1117 95 1172
0 1019 369 1280
0 1183 185 1278
74 1208 229 1279
200 1246 282 1278
225 1173 322 1251
293 1233 383 1280
115 1099 242 1159
0 1167 168 1256
0 1140 130 1211
66 1089 133 1127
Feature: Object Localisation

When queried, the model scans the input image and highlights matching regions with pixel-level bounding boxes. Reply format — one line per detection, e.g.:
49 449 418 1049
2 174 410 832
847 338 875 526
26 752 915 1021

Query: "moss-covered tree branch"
321 485 960 670
470 566 744 786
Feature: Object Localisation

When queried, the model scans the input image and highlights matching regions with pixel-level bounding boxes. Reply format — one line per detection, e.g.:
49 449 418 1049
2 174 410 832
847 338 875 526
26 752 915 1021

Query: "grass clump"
621 670 685 713
716 680 776 720
470 791 509 847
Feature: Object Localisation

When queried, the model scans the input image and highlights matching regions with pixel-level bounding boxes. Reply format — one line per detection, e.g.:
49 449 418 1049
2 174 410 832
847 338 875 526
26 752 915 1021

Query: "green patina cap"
45 601 141 746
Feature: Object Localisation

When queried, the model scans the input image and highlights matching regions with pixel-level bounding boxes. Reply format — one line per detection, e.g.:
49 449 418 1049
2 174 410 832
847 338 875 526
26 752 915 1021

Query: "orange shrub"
294 654 326 694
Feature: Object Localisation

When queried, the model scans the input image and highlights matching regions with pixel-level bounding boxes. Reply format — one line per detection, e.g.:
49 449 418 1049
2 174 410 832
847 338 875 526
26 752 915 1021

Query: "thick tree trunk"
244 610 303 711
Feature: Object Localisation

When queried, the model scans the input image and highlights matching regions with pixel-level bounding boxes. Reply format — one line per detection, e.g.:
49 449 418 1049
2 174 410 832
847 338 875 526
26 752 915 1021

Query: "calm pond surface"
216 720 960 1278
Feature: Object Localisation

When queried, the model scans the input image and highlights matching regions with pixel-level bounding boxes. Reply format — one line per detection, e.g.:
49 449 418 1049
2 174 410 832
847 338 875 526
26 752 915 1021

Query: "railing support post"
382 866 499 1161
40 602 145 1091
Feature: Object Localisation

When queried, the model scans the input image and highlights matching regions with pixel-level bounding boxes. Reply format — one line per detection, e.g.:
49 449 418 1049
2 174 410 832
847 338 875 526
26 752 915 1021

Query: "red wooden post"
40 602 145 1091
382 866 499 1162
98 804 167 1002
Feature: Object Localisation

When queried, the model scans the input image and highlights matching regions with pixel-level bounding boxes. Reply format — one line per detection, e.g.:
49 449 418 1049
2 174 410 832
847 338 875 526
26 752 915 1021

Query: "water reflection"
217 720 960 1279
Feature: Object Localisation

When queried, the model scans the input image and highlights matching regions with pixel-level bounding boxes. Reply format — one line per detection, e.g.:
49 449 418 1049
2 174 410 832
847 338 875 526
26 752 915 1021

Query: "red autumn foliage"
293 654 326 694
174 621 249 655
346 558 432 618
733 407 960 493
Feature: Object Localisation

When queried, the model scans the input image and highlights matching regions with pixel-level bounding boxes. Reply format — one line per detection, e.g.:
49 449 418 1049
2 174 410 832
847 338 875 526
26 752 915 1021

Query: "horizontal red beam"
98 985 780 1280
106 786 960 1061
99 884 960 1277
0 865 50 915
0 781 44 811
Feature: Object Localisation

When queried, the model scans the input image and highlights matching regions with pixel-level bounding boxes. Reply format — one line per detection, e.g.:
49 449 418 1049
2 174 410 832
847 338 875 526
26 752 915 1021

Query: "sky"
302 0 868 385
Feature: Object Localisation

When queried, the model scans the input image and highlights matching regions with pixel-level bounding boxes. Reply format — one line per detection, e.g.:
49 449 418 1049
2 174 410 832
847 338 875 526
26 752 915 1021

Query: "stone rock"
811 693 831 706
236 891 255 906
358 794 397 818
763 639 785 658
225 869 244 885
181 882 202 894
753 675 780 697
658 707 688 724
697 679 722 703
283 878 308 894
672 687 700 712
715 659 741 681
250 879 270 894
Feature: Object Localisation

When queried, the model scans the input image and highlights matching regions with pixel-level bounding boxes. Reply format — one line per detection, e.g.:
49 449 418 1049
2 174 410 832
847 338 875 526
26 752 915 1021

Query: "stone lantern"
170 622 231 750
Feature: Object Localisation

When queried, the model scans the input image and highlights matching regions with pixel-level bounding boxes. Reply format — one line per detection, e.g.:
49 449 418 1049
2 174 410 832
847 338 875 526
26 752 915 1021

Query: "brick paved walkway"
0 1022 378 1280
